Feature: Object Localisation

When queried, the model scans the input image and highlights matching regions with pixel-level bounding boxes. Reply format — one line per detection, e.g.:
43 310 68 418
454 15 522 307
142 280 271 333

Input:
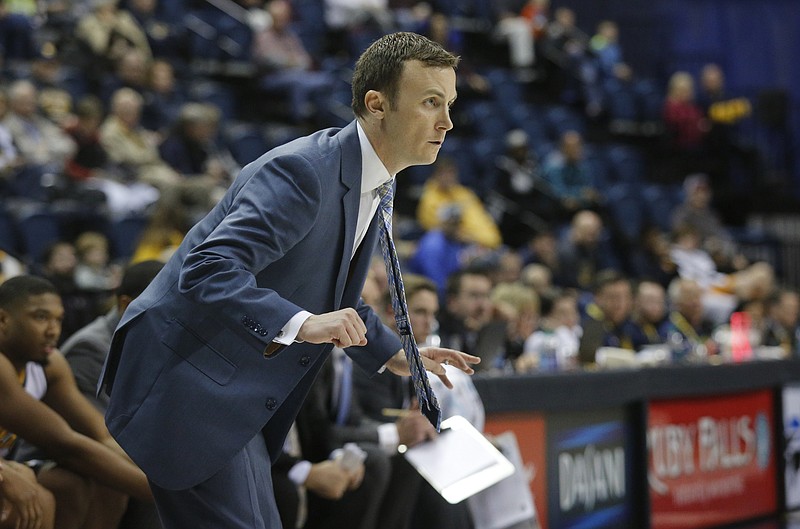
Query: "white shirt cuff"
377 422 399 453
275 311 313 345
288 460 313 486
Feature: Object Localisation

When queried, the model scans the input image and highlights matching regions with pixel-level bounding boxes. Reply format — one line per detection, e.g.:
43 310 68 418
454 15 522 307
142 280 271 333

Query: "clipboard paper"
403 415 515 503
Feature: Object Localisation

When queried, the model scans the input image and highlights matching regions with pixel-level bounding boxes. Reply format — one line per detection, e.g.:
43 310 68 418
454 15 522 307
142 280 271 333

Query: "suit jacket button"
265 398 278 410
259 329 268 336
299 356 310 367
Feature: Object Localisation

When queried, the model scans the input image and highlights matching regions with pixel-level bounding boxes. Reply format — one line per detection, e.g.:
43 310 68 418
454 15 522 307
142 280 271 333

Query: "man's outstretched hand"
384 347 480 389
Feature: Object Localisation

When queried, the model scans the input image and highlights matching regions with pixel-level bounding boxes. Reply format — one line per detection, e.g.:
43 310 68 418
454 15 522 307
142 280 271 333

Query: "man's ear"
364 90 386 119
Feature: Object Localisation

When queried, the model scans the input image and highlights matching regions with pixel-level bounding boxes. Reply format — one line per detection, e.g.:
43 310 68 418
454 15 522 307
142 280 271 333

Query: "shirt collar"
356 121 393 193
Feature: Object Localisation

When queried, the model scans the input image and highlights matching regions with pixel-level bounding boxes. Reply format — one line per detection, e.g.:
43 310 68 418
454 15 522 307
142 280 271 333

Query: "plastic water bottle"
539 332 559 372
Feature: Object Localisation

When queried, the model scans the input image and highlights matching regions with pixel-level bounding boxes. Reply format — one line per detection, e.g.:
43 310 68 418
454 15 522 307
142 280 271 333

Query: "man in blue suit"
98 32 479 528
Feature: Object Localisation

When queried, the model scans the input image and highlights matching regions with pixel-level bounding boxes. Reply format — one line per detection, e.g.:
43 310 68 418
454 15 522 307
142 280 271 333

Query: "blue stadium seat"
642 183 684 232
17 210 62 263
605 182 645 245
225 124 269 166
0 207 19 256
604 144 644 183
604 82 639 122
543 105 586 138
190 80 237 122
107 214 149 262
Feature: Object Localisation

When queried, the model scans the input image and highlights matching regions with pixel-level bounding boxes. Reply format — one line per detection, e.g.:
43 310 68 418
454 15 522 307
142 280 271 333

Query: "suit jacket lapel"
334 121 361 306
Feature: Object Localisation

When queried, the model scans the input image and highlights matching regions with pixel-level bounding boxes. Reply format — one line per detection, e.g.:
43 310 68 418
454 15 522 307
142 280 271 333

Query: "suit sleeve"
346 298 403 375
177 154 321 343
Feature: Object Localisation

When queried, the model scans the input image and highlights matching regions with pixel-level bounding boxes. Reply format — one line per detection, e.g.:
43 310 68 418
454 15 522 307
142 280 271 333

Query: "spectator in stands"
662 71 709 177
2 79 76 172
589 20 626 80
518 287 581 371
252 0 336 125
0 276 152 528
407 204 472 295
323 0 393 58
490 281 539 368
492 0 544 78
159 102 239 212
28 42 75 126
490 249 524 285
629 226 676 288
424 12 491 99
438 268 507 371
66 94 160 216
668 223 774 325
130 198 189 263
61 259 164 528
64 95 108 182
141 59 186 134
99 87 181 205
36 241 106 343
73 231 122 292
520 262 553 297
0 456 56 529
126 0 182 58
540 7 601 113
0 87 23 182
520 228 560 274
670 173 742 271
663 277 718 361
578 270 636 364
75 0 152 75
492 129 559 247
100 48 152 104
417 156 502 249
556 209 620 290
762 288 800 357
542 130 603 219
696 63 759 225
630 279 668 350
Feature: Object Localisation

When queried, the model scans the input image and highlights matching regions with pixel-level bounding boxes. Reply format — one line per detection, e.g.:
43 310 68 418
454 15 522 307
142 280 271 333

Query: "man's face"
598 281 632 326
676 281 704 324
0 293 64 366
636 283 666 324
408 289 439 344
448 274 492 330
381 60 456 172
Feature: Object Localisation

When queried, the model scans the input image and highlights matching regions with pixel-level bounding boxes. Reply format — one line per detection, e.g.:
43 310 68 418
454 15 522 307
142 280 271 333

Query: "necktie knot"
377 180 394 215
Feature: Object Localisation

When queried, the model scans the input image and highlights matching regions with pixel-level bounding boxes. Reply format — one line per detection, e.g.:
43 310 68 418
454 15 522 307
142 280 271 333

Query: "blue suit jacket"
100 121 402 490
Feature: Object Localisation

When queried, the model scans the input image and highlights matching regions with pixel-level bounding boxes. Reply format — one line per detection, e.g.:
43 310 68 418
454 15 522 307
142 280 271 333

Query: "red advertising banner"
485 413 548 529
648 390 777 529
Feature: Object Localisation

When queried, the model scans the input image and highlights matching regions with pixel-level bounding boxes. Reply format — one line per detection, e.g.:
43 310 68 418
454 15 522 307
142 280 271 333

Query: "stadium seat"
17 209 62 263
107 214 149 262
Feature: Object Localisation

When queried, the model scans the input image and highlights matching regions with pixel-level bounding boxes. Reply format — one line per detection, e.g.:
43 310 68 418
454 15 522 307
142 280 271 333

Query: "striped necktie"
376 180 441 431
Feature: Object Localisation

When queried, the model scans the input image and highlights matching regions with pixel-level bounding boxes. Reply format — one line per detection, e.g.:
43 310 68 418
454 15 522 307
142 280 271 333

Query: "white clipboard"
403 415 516 504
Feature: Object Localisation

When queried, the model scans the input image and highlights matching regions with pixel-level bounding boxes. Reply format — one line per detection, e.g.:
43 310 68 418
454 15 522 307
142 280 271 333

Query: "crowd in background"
0 0 797 528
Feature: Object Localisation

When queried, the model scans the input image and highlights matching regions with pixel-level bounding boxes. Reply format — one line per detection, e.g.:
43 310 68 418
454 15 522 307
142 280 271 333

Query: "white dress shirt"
275 121 393 345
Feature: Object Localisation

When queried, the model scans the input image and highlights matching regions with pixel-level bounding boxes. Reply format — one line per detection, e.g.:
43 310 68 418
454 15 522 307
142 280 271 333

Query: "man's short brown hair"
351 32 459 118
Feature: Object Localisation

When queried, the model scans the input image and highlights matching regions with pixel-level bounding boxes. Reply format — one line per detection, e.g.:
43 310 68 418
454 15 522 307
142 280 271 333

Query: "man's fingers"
298 308 367 347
